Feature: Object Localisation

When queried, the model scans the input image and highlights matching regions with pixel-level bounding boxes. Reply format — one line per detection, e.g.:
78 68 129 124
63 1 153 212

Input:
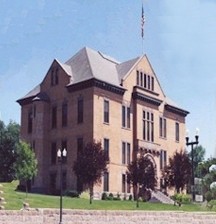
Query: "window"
77 97 83 123
28 110 33 133
122 142 131 165
61 140 67 163
160 150 167 169
159 117 167 138
55 68 59 85
49 172 57 194
77 137 83 158
33 105 36 118
175 122 180 142
62 102 68 127
104 99 109 123
51 68 59 86
104 138 109 157
136 70 154 91
143 110 154 142
62 171 67 191
51 142 57 165
51 106 57 129
122 105 130 128
122 174 130 193
76 137 83 192
103 172 109 192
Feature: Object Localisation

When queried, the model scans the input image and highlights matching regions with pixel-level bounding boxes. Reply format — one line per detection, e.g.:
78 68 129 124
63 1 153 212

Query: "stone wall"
0 209 216 224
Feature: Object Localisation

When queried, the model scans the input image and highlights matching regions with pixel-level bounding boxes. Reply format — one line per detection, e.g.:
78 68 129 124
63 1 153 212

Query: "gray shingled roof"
65 47 121 87
117 57 141 82
17 47 187 113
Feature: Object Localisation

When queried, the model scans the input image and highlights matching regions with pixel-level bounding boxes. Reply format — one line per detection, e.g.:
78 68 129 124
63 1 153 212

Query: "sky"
0 0 216 158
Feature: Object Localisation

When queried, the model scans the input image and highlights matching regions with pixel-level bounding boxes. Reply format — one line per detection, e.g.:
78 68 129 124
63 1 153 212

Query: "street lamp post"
136 152 141 208
186 129 199 202
57 148 67 224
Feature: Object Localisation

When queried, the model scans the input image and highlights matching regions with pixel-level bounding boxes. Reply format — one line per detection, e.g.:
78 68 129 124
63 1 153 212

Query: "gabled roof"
117 57 141 82
17 46 188 114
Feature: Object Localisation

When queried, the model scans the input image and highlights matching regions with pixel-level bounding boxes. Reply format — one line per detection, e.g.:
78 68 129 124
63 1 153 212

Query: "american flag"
141 5 145 39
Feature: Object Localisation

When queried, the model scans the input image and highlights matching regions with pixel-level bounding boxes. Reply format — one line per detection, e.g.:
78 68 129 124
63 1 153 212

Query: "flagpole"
141 2 145 55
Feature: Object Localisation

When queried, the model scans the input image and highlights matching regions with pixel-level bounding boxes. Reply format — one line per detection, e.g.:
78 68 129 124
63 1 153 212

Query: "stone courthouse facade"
17 47 189 195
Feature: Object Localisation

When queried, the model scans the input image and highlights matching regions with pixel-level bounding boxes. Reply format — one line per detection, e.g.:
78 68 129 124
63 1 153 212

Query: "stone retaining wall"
0 209 216 224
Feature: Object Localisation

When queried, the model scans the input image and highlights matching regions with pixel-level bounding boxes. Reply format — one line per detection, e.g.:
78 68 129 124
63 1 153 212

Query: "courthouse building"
17 47 189 195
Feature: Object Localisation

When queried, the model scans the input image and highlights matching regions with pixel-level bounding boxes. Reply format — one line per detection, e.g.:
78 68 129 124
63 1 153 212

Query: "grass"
0 181 214 211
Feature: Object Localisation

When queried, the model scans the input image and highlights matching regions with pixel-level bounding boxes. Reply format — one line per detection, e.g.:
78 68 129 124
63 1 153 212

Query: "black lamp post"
186 129 199 202
57 148 67 224
136 152 141 208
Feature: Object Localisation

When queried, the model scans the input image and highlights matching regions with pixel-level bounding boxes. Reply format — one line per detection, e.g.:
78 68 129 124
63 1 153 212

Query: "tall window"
77 97 83 123
62 171 67 191
136 70 154 91
122 142 131 165
28 110 33 133
103 172 109 192
143 110 154 142
160 150 167 169
49 172 57 194
62 102 68 127
159 117 167 138
52 105 57 129
175 122 180 142
122 174 130 193
122 105 130 128
61 140 67 163
51 142 57 165
77 137 83 193
104 99 109 123
104 138 109 157
51 68 59 86
77 137 83 158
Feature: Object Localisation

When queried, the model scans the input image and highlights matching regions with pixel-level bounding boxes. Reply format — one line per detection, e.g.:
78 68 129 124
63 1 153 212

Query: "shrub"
205 191 212 202
172 193 191 204
101 192 108 200
107 192 114 200
65 190 79 198
129 194 133 201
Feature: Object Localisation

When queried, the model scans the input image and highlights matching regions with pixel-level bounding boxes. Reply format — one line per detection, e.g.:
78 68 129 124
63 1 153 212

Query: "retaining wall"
0 209 216 224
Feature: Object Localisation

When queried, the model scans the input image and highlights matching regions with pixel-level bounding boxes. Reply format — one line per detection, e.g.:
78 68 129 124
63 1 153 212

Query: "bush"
129 194 133 201
65 190 79 198
205 191 212 202
101 192 108 200
107 193 114 200
172 193 191 204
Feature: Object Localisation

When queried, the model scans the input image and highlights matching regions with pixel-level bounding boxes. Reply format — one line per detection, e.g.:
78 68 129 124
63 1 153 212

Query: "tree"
14 141 38 196
127 156 157 205
73 140 109 204
0 120 20 182
188 145 206 177
162 150 191 193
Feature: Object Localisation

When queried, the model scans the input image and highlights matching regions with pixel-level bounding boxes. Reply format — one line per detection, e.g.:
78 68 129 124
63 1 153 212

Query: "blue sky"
0 0 216 158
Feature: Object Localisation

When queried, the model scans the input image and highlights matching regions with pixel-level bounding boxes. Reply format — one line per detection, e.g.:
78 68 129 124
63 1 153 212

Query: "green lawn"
0 181 213 211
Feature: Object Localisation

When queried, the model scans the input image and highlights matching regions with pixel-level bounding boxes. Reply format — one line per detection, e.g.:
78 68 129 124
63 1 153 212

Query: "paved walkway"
0 209 216 224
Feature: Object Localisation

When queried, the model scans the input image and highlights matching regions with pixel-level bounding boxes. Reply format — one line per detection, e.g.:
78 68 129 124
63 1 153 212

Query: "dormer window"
136 70 154 92
51 68 59 86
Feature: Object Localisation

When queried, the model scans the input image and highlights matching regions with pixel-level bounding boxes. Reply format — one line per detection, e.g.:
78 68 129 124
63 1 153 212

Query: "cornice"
132 92 162 106
67 78 126 95
165 104 189 117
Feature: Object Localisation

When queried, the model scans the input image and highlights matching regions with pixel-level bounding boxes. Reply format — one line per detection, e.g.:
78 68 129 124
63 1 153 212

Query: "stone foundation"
0 209 216 224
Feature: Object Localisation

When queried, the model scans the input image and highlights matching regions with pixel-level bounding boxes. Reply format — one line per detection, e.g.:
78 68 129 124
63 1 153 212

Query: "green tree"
127 156 157 206
14 141 38 196
188 145 206 177
0 120 20 182
73 140 109 204
162 150 191 193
